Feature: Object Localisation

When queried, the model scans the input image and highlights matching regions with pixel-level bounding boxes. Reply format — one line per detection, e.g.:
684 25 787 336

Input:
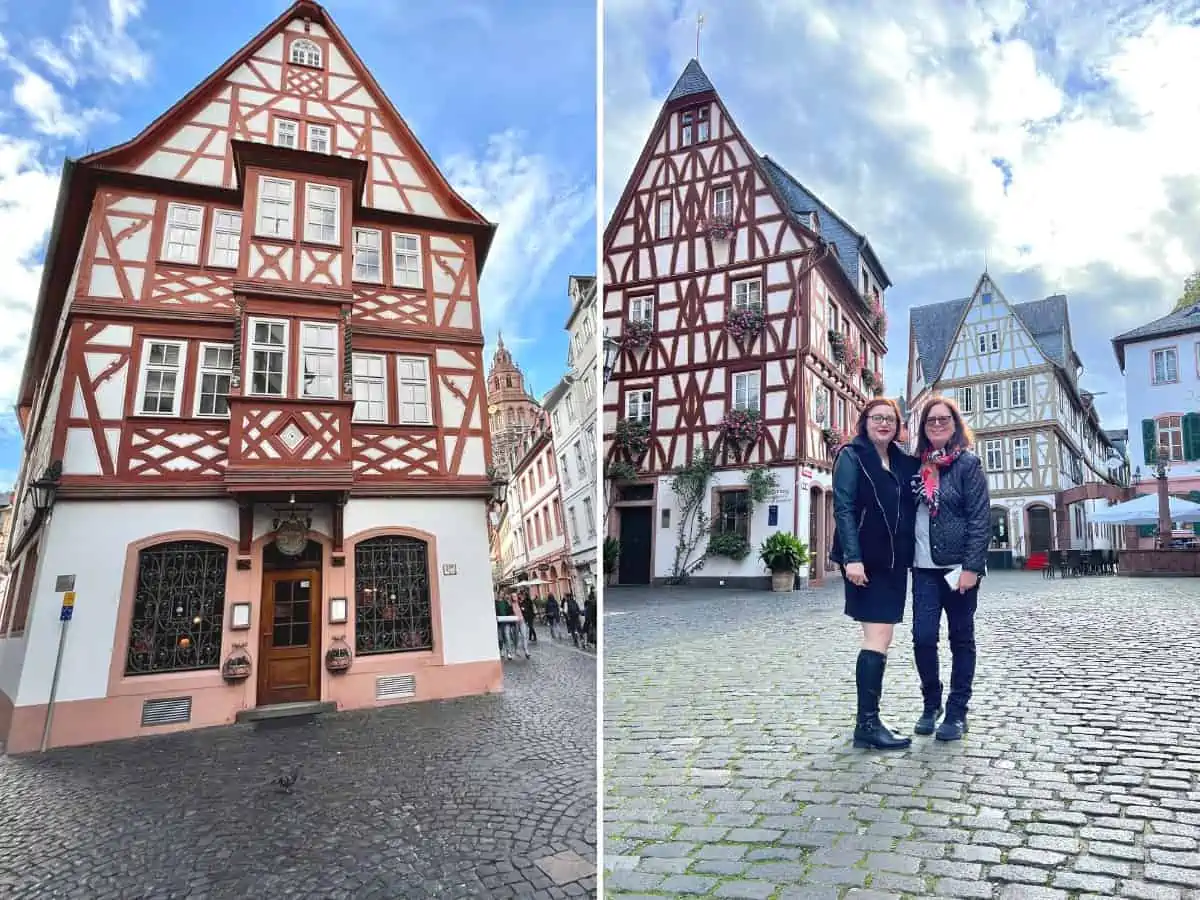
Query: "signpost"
41 582 75 752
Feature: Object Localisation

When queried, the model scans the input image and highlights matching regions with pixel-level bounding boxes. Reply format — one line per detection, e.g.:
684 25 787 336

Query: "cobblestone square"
604 571 1200 899
0 642 596 899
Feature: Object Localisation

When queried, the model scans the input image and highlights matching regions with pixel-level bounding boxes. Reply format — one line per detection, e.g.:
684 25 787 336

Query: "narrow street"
604 571 1200 899
0 641 596 899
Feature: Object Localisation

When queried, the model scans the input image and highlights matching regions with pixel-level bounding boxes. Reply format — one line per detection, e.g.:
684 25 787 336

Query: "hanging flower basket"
828 329 847 363
325 636 353 673
727 304 765 343
822 426 848 451
862 367 882 394
623 318 654 350
705 213 734 241
221 643 253 682
614 418 651 460
721 408 763 446
866 295 888 336
844 347 862 375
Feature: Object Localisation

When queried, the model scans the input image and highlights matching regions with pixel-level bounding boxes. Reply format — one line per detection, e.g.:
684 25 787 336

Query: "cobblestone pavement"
0 640 596 899
604 571 1200 899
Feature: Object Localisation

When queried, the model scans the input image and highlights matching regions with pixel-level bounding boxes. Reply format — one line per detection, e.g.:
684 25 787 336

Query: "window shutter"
1183 413 1200 461
1141 418 1157 464
1190 492 1200 537
1138 524 1156 538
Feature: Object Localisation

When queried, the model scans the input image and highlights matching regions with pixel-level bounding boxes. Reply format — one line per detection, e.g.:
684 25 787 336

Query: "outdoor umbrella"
1089 493 1200 525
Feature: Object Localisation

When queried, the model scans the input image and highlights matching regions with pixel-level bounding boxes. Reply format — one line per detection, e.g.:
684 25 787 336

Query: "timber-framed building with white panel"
0 0 502 754
906 273 1126 568
602 59 891 587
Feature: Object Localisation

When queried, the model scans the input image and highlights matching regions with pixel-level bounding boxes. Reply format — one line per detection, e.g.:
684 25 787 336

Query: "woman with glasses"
830 398 918 751
910 395 990 742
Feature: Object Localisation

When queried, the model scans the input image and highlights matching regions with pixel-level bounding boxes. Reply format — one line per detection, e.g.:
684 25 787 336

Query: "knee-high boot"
853 649 911 750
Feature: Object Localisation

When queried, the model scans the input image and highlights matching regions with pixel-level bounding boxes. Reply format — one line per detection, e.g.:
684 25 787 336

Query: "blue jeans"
911 569 978 719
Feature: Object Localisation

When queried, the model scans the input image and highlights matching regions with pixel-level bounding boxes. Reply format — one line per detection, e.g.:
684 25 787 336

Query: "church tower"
486 334 541 476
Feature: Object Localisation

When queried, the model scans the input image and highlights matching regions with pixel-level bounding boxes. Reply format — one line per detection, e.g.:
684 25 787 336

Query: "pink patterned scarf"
913 446 964 517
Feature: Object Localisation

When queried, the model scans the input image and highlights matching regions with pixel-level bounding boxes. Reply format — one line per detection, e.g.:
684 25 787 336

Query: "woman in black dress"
830 398 918 750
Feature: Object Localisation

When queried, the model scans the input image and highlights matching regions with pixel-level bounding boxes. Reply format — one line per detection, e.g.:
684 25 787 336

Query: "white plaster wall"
652 466 803 581
1125 337 1200 478
344 498 494 666
15 500 238 706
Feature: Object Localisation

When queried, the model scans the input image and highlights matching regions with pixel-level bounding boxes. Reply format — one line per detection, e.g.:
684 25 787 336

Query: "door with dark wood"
617 506 652 584
1028 506 1052 553
258 569 321 706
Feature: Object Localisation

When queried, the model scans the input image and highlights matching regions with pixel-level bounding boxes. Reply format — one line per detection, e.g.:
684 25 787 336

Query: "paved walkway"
0 640 596 899
604 571 1200 899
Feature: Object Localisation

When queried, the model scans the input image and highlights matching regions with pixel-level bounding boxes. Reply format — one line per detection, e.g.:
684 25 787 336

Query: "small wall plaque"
54 574 75 593
230 603 251 630
768 504 779 527
442 563 457 576
329 597 348 624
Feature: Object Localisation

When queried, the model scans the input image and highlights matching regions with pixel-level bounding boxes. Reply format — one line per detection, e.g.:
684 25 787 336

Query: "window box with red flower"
624 317 654 349
821 426 848 451
726 303 765 343
827 329 847 363
720 408 763 446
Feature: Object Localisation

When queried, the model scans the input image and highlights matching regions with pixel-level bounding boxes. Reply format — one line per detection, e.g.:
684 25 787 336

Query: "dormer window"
290 38 322 68
680 105 710 146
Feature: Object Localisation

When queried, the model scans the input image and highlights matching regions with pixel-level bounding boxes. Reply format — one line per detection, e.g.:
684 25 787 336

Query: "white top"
914 502 938 569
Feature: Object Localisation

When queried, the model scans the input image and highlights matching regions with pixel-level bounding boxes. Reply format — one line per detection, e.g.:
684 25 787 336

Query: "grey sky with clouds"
604 0 1200 432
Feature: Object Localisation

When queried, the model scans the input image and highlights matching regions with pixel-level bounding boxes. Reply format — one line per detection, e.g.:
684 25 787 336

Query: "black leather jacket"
919 450 991 575
829 437 917 573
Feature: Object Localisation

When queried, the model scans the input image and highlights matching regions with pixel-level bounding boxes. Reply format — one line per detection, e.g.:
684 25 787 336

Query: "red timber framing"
602 72 886 481
11 0 499 530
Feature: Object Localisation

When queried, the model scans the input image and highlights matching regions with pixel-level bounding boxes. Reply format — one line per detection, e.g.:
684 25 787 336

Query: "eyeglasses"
867 415 897 425
926 416 954 427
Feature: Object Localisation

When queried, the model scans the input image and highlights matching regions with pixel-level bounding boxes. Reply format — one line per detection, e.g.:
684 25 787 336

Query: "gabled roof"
759 156 892 290
666 59 716 102
909 288 1073 386
1111 301 1200 370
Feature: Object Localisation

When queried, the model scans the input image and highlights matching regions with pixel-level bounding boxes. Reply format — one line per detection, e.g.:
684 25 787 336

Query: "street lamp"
489 473 509 506
26 463 61 512
603 334 619 384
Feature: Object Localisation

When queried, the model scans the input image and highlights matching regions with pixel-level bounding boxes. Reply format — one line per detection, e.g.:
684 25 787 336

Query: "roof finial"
983 246 988 274
696 12 704 60
497 330 505 350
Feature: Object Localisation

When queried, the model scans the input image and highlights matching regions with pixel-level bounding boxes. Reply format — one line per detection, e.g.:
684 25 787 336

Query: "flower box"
720 408 763 446
624 317 654 349
726 303 765 343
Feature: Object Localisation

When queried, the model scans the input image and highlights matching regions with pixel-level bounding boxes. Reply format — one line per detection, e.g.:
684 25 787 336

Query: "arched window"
354 535 432 654
290 38 322 68
125 540 228 675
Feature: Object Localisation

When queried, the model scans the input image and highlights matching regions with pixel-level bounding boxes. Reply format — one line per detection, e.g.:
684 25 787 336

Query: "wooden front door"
617 506 652 584
258 569 321 706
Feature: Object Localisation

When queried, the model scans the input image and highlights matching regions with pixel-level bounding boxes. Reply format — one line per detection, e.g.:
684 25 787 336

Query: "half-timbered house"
0 0 501 753
602 59 891 587
907 273 1127 570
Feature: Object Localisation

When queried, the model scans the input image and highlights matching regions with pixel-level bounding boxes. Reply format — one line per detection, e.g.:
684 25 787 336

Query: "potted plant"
325 637 352 672
707 531 751 561
614 418 651 462
720 408 763 446
624 317 654 350
603 536 620 583
759 532 810 592
726 304 766 344
828 329 847 363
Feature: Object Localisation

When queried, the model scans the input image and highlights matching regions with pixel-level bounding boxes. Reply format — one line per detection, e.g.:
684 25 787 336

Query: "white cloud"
443 129 595 347
604 0 1200 430
9 62 110 137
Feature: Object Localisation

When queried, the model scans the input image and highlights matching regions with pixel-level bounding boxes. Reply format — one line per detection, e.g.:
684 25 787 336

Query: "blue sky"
605 0 1200 437
0 0 596 488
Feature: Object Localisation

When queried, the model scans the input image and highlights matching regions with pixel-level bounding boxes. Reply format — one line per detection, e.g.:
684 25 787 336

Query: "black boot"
852 650 911 751
914 706 943 736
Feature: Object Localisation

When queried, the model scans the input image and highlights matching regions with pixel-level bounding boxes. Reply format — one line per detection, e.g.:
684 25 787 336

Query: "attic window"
290 38 322 68
680 105 710 147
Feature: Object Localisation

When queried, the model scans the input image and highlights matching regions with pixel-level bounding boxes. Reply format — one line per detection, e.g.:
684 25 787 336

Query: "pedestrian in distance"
830 397 919 751
584 588 597 649
521 593 538 644
909 394 990 742
564 593 582 648
495 595 515 661
544 593 561 640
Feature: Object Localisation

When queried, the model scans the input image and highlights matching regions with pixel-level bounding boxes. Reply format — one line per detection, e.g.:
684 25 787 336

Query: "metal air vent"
141 696 192 727
376 674 416 701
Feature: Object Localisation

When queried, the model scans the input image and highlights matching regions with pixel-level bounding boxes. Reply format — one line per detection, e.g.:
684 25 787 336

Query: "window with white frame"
351 353 387 422
1010 377 1028 407
582 370 595 403
207 210 242 268
583 496 596 535
304 184 339 244
257 177 294 238
273 119 298 148
290 38 322 67
1152 347 1179 384
566 392 577 422
195 343 233 417
299 322 337 398
392 233 422 288
984 382 1002 411
956 386 973 413
983 439 1003 471
696 107 710 141
138 340 186 415
161 203 203 264
568 506 579 544
574 441 586 480
248 319 287 396
1013 436 1032 469
625 389 652 424
656 198 672 239
396 356 432 424
353 228 382 281
1157 415 1184 461
629 295 653 323
559 453 571 488
977 330 999 353
307 124 331 154
733 370 761 412
732 278 762 311
713 186 733 218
